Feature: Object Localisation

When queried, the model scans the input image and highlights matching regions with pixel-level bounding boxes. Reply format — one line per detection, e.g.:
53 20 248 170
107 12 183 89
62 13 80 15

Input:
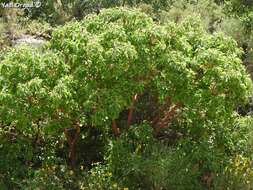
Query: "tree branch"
64 126 80 168
151 96 172 127
155 102 183 135
126 94 138 131
112 120 120 137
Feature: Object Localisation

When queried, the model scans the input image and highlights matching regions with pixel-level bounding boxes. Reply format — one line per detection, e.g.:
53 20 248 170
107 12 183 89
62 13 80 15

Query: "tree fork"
155 102 183 135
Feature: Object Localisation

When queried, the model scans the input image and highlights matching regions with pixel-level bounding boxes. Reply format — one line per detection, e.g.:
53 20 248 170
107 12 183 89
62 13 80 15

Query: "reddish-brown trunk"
64 126 80 168
112 120 120 137
126 94 138 131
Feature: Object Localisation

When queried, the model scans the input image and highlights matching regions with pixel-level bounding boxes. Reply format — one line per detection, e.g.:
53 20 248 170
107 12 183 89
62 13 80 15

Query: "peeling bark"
64 126 80 168
126 94 138 131
112 120 120 137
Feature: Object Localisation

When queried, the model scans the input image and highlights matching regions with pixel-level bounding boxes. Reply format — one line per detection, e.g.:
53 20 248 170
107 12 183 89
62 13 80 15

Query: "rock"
13 35 46 48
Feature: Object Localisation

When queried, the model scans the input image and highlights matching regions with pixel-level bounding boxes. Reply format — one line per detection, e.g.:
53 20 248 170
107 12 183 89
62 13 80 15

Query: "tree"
225 0 253 32
25 0 173 23
0 8 251 170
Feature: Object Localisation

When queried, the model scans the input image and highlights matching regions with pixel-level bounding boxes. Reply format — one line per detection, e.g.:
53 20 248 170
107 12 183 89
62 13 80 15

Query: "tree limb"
126 93 138 131
112 120 120 137
155 102 183 135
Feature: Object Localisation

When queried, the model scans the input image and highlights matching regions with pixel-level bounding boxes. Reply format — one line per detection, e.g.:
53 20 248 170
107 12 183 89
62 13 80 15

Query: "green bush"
0 130 33 189
158 0 225 31
80 163 121 190
107 118 253 189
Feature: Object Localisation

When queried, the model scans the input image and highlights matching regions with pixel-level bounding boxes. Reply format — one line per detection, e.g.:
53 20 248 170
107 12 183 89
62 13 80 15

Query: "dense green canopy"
0 8 251 133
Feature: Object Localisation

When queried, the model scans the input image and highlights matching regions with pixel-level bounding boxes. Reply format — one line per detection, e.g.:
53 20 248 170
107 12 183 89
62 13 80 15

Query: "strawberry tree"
0 8 251 167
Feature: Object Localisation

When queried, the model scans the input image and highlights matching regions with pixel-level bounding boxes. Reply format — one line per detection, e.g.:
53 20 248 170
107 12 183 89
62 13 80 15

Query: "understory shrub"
107 117 253 189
